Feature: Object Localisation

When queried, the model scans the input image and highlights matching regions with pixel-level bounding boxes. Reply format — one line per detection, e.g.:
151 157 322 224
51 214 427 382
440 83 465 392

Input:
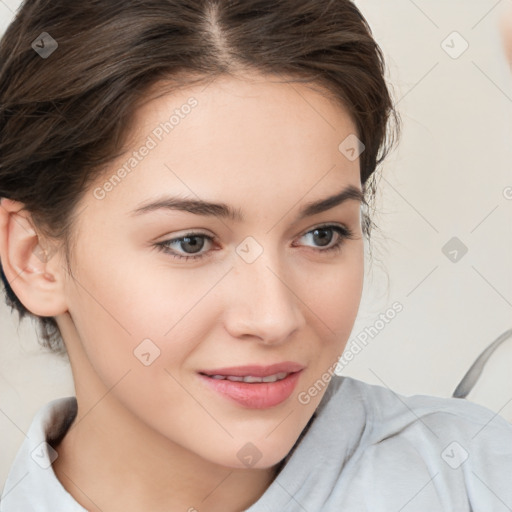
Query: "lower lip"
198 370 303 409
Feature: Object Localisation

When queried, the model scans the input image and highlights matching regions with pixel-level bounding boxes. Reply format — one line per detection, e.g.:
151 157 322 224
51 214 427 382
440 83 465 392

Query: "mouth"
198 361 305 378
198 371 292 383
197 369 304 409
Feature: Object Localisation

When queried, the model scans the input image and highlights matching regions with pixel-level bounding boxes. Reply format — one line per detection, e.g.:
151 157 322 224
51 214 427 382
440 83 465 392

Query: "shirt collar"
0 396 87 512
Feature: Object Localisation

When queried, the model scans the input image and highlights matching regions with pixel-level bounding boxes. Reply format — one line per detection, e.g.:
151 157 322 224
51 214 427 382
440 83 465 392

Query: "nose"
223 251 306 345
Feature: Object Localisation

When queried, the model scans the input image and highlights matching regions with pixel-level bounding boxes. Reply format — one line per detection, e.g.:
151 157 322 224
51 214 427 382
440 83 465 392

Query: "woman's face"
57 72 365 469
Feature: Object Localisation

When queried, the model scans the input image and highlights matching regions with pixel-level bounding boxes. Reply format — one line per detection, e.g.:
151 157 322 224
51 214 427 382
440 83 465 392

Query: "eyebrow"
130 184 364 222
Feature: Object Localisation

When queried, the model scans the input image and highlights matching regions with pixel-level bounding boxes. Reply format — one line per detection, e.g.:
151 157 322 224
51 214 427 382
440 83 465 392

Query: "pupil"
182 236 204 254
314 228 332 247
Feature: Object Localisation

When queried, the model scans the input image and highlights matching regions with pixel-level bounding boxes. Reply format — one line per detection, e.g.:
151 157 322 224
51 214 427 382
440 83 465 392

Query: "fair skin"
0 72 365 512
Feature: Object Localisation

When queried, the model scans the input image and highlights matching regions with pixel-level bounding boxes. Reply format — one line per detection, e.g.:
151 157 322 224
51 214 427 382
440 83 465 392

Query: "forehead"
85 73 361 221
128 72 358 157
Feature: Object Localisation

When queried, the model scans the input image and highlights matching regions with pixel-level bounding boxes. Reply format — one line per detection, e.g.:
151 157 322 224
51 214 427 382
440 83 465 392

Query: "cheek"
64 259 197 428
300 242 365 376
301 242 364 334
64 246 227 395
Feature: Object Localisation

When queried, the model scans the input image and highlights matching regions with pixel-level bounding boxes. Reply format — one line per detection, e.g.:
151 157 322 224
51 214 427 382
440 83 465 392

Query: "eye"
154 224 355 262
293 224 355 255
154 232 216 261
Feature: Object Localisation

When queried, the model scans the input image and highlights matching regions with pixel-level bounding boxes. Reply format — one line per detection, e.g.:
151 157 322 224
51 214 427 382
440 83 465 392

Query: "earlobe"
0 198 68 317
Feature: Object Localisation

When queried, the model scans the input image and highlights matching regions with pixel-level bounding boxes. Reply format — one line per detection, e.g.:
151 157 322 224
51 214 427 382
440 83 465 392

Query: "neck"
52 385 280 512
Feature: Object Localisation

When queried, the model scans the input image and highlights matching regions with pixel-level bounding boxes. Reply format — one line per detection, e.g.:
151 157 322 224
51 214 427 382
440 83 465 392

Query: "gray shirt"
2 375 512 511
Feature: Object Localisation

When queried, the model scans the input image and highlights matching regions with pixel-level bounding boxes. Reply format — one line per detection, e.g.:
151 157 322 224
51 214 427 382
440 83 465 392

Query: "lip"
198 361 305 377
198 369 304 409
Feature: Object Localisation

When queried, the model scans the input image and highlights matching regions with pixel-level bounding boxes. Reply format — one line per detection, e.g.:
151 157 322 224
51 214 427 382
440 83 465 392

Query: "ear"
0 197 68 317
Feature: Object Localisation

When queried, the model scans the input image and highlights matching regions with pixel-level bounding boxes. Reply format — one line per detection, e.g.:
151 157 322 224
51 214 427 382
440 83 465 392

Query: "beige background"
1 0 512 489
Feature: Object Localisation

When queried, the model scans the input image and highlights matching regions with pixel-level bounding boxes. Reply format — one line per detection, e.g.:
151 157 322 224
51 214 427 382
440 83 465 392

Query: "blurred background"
1 0 512 489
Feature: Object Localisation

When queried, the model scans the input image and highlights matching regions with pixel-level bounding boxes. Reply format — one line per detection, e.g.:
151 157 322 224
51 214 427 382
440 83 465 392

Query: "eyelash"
154 224 355 262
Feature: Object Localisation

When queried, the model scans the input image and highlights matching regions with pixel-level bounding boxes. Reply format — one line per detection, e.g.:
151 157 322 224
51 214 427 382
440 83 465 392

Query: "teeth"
251 372 289 383
208 372 290 383
225 375 244 382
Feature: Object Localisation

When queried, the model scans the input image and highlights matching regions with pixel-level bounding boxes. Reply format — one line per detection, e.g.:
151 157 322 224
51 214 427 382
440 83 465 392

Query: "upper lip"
199 361 305 377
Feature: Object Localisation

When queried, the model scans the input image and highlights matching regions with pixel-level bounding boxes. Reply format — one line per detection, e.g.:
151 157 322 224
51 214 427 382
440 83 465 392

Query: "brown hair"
0 0 400 355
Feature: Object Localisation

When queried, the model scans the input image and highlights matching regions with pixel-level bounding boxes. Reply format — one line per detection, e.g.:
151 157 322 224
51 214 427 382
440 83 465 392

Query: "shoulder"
322 376 512 510
331 375 512 436
332 376 512 507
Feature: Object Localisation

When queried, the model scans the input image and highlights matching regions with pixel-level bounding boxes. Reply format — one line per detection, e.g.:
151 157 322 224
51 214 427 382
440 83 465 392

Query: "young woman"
1 1 511 511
